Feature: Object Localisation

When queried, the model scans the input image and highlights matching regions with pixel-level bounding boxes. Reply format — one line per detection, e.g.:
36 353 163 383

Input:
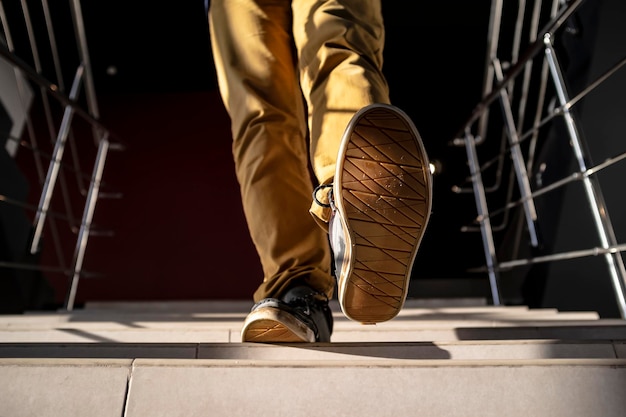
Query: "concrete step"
1 300 623 343
1 339 624 360
2 357 625 417
1 300 626 417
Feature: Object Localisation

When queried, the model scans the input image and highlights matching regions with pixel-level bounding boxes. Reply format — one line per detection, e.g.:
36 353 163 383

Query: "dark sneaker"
329 103 432 324
241 285 333 343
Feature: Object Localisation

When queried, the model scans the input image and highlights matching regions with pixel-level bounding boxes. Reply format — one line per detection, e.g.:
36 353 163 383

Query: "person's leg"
209 0 335 302
293 0 433 323
292 0 391 224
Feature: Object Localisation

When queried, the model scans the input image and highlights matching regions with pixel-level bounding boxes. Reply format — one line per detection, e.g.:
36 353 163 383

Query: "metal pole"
464 131 503 305
544 33 626 318
30 66 85 254
65 134 110 311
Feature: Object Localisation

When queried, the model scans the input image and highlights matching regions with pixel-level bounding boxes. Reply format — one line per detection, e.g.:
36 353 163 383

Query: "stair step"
0 302 621 343
2 301 626 416
80 297 490 312
79 299 599 318
1 339 624 360
1 357 625 417
2 325 625 343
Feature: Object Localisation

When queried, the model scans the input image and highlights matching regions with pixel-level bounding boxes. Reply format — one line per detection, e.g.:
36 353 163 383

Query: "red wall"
40 91 263 305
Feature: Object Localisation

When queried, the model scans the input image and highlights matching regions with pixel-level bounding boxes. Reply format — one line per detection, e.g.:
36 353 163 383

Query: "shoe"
329 103 432 324
241 285 333 343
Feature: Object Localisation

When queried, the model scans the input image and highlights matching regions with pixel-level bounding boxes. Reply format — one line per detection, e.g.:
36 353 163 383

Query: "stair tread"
2 301 626 417
0 302 623 345
1 339 624 360
4 356 625 417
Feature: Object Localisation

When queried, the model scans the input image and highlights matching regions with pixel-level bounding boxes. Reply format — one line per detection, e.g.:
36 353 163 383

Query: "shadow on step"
0 341 452 360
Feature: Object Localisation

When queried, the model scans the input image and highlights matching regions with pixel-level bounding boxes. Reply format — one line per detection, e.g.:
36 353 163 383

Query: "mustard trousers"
209 0 391 302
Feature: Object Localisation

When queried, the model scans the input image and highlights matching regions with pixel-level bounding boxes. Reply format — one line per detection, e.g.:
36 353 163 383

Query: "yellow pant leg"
293 0 391 223
209 0 390 301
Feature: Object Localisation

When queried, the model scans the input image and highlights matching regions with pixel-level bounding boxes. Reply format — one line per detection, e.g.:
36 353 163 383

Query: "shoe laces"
290 291 329 316
312 183 334 209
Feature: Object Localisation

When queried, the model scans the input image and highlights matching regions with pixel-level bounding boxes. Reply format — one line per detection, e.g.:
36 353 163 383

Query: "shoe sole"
334 103 432 324
241 306 316 343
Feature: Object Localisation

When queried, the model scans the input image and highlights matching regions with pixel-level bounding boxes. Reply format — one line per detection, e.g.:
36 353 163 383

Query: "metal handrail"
0 0 124 311
451 0 626 317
